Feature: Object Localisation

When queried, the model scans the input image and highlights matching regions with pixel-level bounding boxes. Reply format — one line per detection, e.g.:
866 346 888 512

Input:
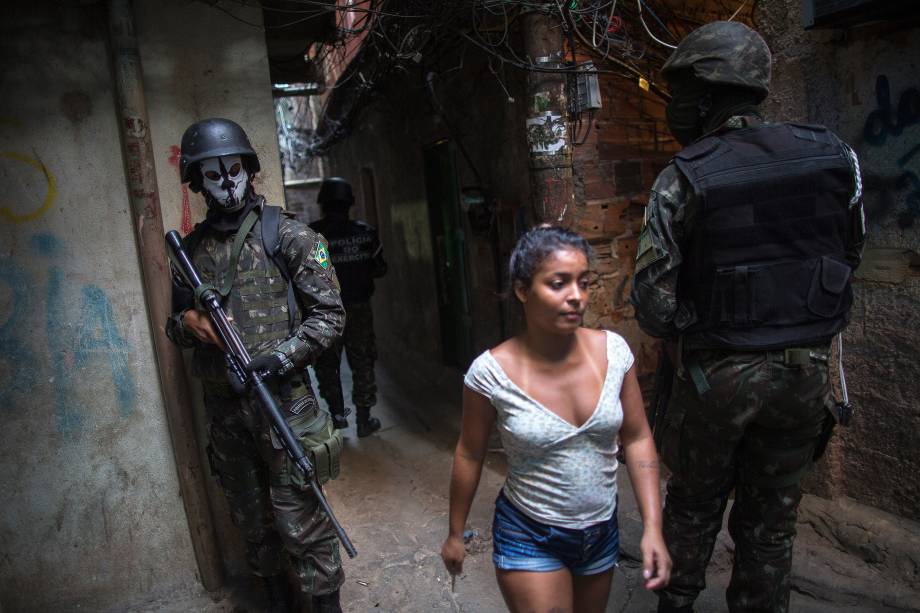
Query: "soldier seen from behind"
629 22 866 613
166 118 348 613
310 177 388 438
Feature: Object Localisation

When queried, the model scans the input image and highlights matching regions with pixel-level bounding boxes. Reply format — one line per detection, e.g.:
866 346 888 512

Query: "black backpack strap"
260 203 298 334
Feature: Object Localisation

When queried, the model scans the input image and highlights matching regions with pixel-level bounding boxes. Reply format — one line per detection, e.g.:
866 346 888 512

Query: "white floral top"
464 330 633 528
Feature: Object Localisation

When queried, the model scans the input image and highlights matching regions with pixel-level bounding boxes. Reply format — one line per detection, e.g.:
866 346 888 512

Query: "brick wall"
569 62 679 383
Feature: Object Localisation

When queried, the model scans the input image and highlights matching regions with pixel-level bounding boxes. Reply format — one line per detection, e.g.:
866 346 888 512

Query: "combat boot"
330 406 350 430
356 406 380 438
311 589 343 613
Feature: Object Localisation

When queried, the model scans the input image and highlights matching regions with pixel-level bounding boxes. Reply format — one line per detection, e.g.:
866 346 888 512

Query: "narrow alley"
309 363 918 613
122 360 917 613
3 2 920 613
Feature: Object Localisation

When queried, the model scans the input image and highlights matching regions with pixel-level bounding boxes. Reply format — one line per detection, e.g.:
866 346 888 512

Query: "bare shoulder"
577 327 608 359
489 337 521 364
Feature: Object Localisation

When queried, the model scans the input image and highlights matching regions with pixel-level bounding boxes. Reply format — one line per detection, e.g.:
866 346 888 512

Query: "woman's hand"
441 533 466 577
181 309 226 350
620 365 670 589
443 388 496 579
640 529 672 590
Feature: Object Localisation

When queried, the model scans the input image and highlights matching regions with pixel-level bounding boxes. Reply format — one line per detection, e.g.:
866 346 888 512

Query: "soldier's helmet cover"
661 21 772 100
180 118 261 185
317 177 355 208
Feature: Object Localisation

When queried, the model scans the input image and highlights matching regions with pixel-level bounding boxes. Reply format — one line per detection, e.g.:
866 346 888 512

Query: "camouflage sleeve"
841 142 867 270
629 164 694 339
165 270 198 348
271 218 345 370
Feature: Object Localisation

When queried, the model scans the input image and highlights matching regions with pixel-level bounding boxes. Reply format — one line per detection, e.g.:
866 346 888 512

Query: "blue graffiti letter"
75 285 136 419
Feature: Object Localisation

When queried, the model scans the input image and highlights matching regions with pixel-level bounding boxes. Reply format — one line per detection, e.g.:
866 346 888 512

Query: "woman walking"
441 226 670 612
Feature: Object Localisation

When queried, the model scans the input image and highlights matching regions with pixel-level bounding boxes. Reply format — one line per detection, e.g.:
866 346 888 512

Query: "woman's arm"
441 385 497 576
620 364 672 590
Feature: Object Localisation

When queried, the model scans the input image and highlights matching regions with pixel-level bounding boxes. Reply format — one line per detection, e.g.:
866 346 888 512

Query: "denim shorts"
492 490 619 575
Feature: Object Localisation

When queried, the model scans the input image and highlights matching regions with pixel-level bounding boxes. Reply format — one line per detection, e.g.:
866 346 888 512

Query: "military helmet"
661 21 772 100
180 118 260 183
317 177 354 206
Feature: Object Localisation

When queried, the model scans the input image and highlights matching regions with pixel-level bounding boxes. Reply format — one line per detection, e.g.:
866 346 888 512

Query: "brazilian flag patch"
313 241 330 269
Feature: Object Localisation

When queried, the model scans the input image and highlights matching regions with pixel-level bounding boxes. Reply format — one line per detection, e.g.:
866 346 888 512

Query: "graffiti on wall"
862 75 920 228
0 156 137 434
0 151 57 223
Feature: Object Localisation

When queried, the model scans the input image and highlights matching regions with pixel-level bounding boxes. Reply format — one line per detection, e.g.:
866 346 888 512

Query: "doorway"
423 140 473 367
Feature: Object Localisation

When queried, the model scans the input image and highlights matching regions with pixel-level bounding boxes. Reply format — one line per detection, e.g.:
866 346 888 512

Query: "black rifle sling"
260 204 298 333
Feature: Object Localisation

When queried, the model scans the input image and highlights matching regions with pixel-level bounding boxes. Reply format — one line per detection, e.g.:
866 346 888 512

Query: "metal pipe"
107 0 222 591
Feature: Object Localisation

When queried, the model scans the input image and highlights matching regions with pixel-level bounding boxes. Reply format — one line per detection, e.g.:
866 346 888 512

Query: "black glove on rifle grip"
249 353 284 378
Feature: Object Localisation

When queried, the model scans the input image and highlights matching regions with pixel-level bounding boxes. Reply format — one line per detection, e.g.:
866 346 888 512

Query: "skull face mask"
199 155 250 212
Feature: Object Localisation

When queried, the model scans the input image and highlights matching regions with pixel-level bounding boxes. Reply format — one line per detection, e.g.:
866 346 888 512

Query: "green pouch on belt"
271 401 344 487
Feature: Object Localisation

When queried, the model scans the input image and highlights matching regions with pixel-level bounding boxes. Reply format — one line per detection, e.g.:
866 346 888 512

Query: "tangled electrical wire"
200 0 758 156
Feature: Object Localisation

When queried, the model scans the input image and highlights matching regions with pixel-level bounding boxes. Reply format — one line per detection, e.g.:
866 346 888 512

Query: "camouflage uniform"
631 115 866 613
310 215 387 428
314 301 378 413
166 201 346 596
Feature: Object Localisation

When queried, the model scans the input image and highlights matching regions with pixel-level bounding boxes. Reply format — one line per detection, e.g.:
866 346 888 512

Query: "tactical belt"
683 344 830 398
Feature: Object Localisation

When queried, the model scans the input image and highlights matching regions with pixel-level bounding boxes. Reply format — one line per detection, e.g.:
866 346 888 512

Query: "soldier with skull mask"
166 118 347 613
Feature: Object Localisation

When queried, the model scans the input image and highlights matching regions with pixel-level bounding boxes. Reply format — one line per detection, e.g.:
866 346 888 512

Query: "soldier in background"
311 177 388 438
166 119 347 613
629 22 866 613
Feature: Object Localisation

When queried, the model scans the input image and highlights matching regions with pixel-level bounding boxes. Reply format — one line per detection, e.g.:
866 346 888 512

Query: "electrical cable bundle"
199 0 757 155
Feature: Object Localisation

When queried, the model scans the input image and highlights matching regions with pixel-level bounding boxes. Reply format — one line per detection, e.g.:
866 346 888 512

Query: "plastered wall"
758 2 920 522
0 2 283 610
141 1 285 236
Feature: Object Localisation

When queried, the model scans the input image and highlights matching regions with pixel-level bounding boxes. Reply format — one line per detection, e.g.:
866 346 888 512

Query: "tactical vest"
673 123 854 350
310 218 379 302
188 211 301 382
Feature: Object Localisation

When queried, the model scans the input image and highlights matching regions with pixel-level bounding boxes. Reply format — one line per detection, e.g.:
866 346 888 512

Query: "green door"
423 140 473 367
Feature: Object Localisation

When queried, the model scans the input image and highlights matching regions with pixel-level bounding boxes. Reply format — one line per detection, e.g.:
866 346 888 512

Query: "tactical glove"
249 352 285 377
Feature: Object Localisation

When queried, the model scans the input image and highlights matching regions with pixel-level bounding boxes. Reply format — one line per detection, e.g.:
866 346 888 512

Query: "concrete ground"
117 360 918 612
314 361 916 613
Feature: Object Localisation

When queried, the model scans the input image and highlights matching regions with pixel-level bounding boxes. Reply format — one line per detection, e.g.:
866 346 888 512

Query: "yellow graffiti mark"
0 152 57 223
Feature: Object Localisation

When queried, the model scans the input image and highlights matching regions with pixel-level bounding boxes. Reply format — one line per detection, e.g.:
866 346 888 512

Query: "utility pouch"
272 408 343 487
807 256 851 318
266 375 343 486
296 412 343 487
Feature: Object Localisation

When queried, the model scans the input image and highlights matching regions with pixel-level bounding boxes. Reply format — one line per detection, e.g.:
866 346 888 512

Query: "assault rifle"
165 230 357 559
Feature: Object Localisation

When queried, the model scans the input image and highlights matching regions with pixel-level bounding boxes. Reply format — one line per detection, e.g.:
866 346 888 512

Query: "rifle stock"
165 230 357 559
